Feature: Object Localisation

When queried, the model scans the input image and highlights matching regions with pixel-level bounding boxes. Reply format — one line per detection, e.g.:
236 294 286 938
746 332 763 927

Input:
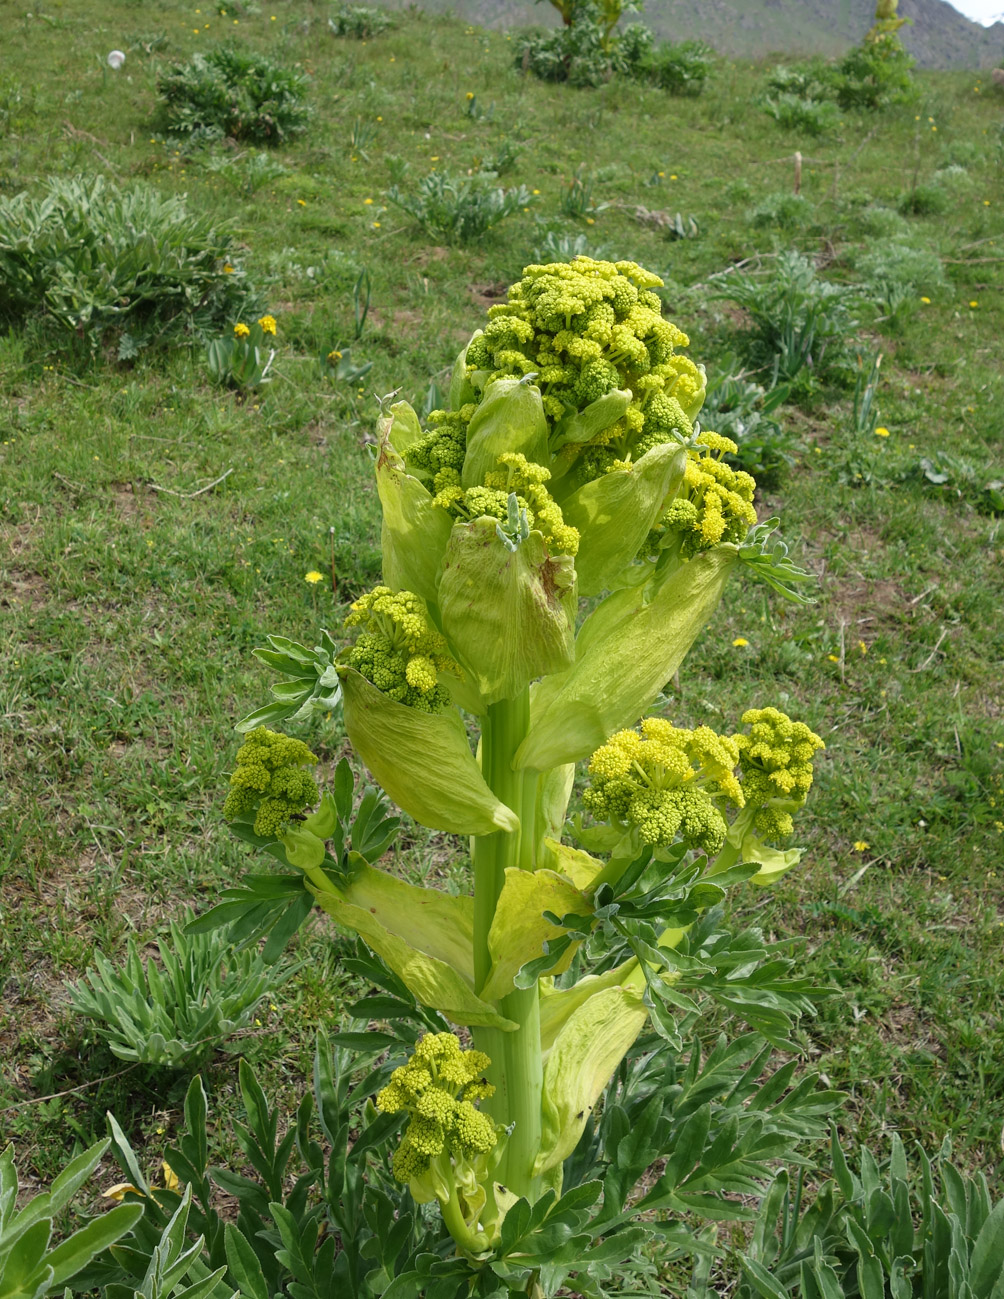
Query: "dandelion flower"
853 841 870 852
732 637 749 647
328 350 343 363
874 426 890 437
223 263 235 274
234 322 250 338
107 50 126 68
304 571 324 584
466 92 475 100
969 300 979 308
920 296 931 304
364 197 374 204
258 314 277 335
297 198 306 207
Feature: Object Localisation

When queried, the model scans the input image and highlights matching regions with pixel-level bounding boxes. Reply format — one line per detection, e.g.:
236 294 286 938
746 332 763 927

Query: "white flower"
107 50 126 69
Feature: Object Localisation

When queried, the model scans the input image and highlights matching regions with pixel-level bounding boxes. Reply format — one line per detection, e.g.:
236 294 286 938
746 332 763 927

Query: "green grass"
1 0 1002 1209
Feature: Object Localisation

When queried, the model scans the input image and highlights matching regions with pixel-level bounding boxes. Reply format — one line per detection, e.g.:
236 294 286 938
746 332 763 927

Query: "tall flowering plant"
215 258 832 1288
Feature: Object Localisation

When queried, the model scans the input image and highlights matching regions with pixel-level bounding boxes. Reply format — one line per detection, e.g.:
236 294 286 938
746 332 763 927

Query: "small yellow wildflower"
983 199 990 206
874 426 890 437
297 198 306 206
372 221 381 228
223 263 235 273
233 322 250 338
258 314 277 335
466 91 475 100
586 216 595 225
920 296 931 304
363 197 374 204
827 654 839 663
304 571 324 584
670 173 678 180
857 640 867 655
969 300 979 308
732 637 749 647
853 841 870 852
430 155 440 161
328 350 343 362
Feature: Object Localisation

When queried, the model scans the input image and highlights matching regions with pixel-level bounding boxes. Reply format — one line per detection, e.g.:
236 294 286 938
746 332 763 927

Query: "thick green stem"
472 692 543 1202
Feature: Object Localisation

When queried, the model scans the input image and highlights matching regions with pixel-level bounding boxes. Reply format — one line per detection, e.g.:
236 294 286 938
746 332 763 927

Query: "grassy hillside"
1 0 1002 1254
397 0 1004 67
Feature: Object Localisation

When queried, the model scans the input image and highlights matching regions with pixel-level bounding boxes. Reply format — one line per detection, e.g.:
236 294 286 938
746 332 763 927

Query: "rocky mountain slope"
388 0 1004 67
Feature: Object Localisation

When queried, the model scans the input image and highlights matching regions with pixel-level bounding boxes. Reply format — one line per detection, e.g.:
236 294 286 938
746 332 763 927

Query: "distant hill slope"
389 0 1004 68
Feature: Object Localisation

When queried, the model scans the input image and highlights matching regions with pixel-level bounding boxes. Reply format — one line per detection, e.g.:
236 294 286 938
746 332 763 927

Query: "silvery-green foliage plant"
67 915 286 1068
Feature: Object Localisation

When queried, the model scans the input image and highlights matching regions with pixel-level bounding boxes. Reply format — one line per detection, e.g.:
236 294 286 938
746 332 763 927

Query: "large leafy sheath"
308 864 516 1030
515 545 739 771
561 443 687 597
535 985 649 1176
481 868 591 1002
376 419 452 605
460 377 550 489
338 666 519 836
439 521 576 707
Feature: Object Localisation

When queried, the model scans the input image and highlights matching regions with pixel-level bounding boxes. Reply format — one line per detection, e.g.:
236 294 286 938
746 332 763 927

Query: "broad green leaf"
481 869 591 1001
309 865 516 1030
535 985 649 1176
537 960 639 1053
516 545 739 771
45 1204 144 1288
541 839 604 891
971 1200 1004 1299
374 427 453 606
460 377 549 489
339 666 518 836
224 1223 269 1299
561 443 687 596
438 521 576 707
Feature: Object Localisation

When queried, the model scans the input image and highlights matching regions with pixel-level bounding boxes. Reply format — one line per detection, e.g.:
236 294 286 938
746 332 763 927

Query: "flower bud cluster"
736 707 825 839
584 718 743 855
376 1032 498 1184
344 587 461 713
650 431 757 558
222 726 319 838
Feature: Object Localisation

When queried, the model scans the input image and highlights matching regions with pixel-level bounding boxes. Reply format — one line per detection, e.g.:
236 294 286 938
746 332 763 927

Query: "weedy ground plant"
157 46 311 144
190 256 844 1294
0 176 255 356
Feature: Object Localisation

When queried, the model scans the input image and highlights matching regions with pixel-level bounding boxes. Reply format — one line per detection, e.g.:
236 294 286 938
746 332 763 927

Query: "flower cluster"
344 586 460 712
222 726 318 838
376 1033 497 1184
465 257 706 483
584 717 743 855
650 431 757 558
736 707 825 839
405 258 709 499
431 452 580 555
257 314 277 335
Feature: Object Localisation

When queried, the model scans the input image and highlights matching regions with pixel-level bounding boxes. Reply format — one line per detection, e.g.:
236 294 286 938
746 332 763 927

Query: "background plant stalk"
472 691 544 1202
